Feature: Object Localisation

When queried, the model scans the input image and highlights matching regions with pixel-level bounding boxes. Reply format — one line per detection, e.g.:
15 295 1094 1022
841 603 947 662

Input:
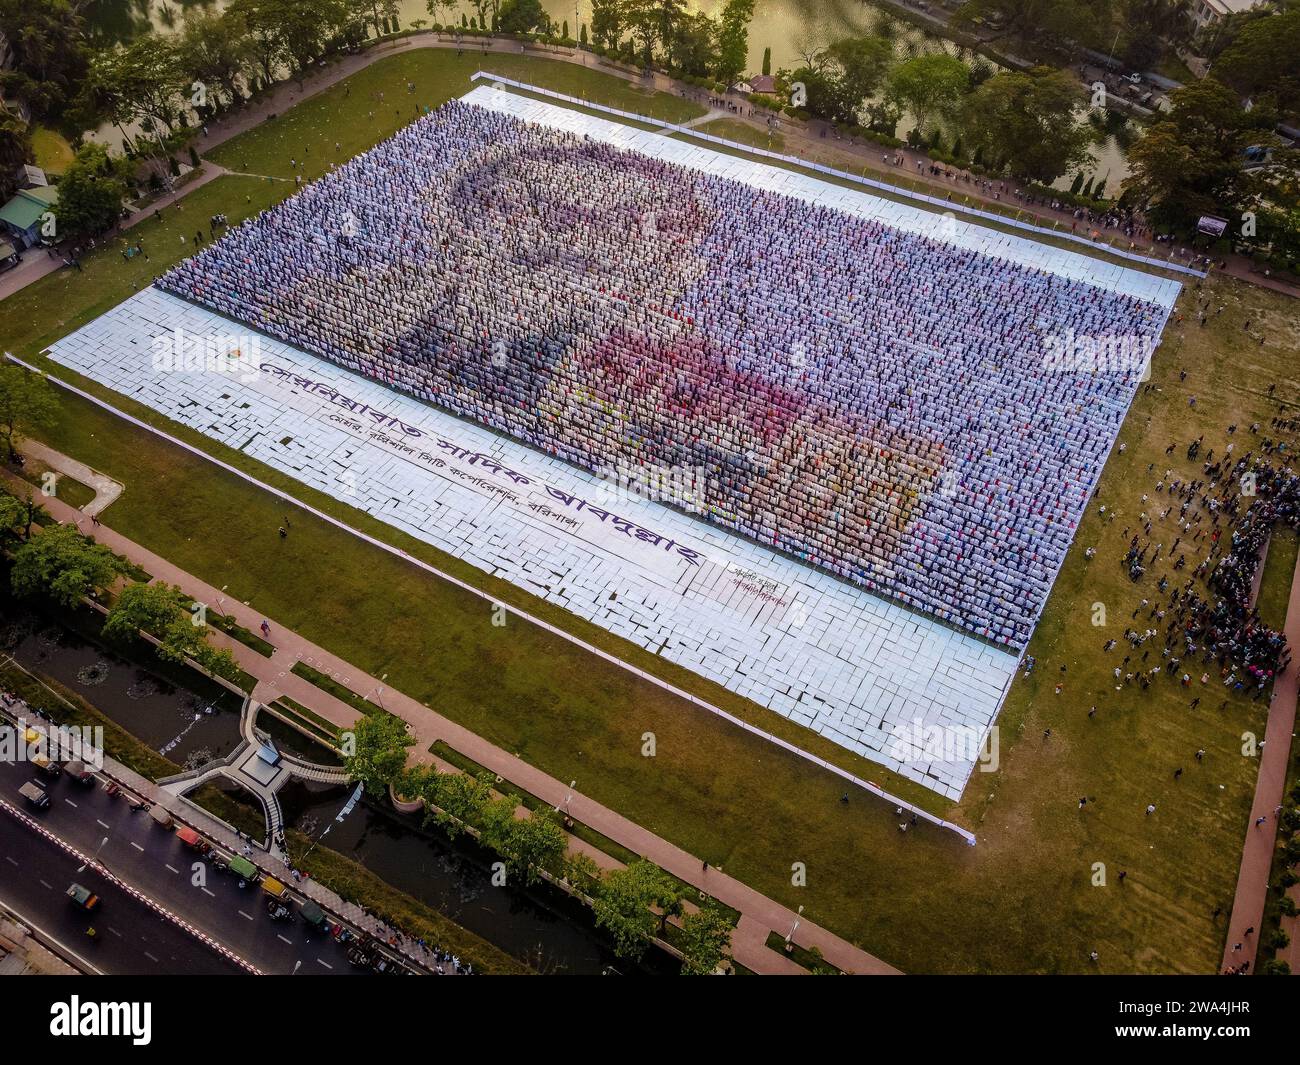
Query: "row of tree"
784 37 1095 185
344 712 736 973
587 0 756 84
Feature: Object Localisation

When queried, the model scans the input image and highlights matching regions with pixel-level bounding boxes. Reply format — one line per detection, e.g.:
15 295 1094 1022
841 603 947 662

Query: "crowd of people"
1104 438 1297 697
161 99 1171 647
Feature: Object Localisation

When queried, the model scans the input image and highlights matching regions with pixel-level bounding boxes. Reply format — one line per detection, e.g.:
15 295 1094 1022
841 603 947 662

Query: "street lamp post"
78 836 110 874
784 905 804 951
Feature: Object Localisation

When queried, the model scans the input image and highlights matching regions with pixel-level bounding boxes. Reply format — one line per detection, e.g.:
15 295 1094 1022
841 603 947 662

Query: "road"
0 807 245 975
0 753 369 975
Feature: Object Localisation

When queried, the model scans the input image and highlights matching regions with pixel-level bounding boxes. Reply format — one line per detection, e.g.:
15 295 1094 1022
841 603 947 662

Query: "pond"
0 593 245 768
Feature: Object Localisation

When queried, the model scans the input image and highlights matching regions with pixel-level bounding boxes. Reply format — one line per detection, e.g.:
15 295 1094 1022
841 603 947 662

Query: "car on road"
66 883 100 911
1122 72 1143 85
64 760 95 785
18 781 49 808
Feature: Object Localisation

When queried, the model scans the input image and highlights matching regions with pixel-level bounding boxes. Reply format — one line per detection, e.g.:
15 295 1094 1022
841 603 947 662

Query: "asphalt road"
0 808 245 975
0 754 368 975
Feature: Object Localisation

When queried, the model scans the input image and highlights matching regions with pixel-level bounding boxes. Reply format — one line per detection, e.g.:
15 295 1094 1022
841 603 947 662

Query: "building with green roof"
0 184 58 248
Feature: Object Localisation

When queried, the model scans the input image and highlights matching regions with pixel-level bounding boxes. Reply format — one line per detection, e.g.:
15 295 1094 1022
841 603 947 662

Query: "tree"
886 53 969 135
51 143 129 241
101 580 239 679
480 801 568 884
590 0 624 47
176 9 259 112
667 12 717 78
343 712 413 795
0 365 57 463
713 0 755 85
425 0 456 28
824 36 895 119
960 67 1095 183
421 769 494 837
0 485 44 544
10 522 125 608
762 45 771 76
0 0 90 121
1123 77 1279 232
677 904 734 975
78 35 188 158
591 859 681 959
1214 6 1300 114
497 0 547 35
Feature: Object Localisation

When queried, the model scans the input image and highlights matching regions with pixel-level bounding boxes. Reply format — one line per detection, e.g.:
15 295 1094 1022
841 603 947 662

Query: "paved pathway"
1220 546 1300 973
18 438 122 515
2 462 899 975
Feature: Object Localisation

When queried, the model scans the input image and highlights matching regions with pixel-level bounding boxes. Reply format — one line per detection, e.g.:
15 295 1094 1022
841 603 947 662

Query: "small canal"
0 591 679 974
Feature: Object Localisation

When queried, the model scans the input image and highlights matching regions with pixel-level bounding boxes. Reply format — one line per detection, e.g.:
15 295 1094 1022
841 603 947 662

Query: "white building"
1189 0 1268 31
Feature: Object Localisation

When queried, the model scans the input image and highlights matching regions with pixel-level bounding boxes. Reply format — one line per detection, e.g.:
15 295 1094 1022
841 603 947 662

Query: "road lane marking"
317 958 333 969
165 864 179 874
38 880 53 890
96 819 111 830
3 856 17 867
108 927 122 937
201 887 215 897
277 934 292 944
238 910 254 921
63 799 77 808
130 842 144 852
144 951 159 963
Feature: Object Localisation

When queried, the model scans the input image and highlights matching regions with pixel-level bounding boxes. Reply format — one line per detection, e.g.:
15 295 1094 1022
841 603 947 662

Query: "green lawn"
695 116 786 153
2 47 1298 974
1256 528 1299 632
31 126 74 175
208 49 703 180
10 458 97 511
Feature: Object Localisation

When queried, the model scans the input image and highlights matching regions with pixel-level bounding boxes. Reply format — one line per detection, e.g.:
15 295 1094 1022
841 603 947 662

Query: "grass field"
695 116 786 152
3 47 1299 973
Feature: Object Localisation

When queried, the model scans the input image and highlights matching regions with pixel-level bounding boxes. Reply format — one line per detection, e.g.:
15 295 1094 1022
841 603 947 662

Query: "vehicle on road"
18 781 50 808
300 900 327 933
176 826 210 853
148 804 174 828
266 897 294 922
1122 72 1143 85
67 883 101 911
31 753 62 778
64 760 95 785
225 855 258 884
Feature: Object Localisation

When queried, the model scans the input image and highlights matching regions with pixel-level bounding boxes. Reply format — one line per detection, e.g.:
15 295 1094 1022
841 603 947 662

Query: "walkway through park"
1220 545 1300 974
1 462 898 976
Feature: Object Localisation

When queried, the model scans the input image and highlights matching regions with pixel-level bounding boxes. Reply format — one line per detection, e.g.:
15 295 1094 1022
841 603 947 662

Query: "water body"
84 0 1128 191
282 781 681 974
0 596 244 766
